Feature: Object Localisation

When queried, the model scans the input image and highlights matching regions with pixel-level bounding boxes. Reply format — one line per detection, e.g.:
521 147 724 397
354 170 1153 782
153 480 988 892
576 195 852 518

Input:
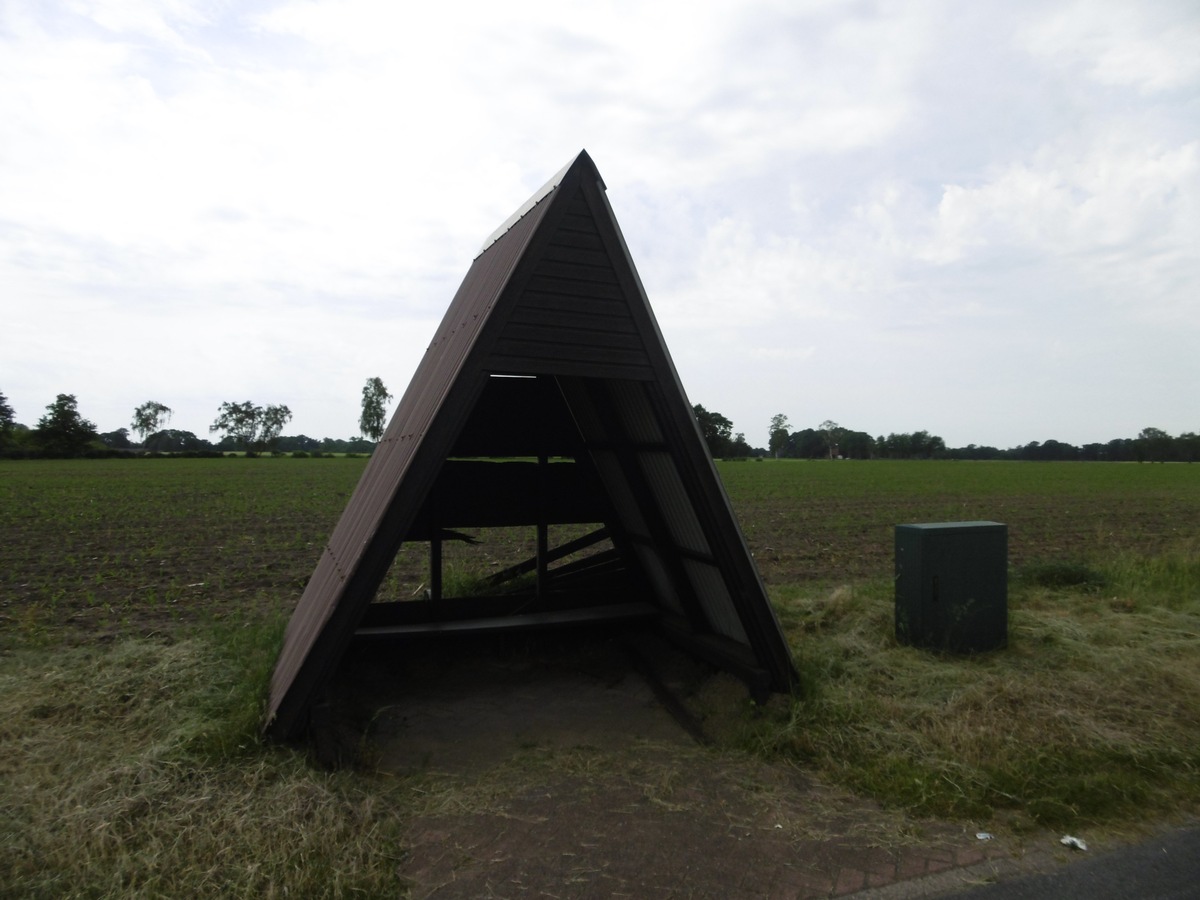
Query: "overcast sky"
2 0 1197 449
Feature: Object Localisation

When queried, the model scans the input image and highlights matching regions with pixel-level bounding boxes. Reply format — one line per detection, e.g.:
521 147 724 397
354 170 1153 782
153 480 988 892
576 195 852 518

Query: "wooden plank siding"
484 188 655 381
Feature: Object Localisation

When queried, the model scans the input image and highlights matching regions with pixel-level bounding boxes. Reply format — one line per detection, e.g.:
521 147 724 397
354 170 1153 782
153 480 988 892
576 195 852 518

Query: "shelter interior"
353 372 767 693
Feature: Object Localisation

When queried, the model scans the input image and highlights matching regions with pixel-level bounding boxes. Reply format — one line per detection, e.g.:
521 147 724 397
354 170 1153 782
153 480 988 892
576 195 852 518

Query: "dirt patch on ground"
362 637 693 773
331 632 1005 898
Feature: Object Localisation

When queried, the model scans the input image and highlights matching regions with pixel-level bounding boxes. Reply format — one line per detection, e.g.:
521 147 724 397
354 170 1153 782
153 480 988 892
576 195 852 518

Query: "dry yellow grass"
0 627 421 898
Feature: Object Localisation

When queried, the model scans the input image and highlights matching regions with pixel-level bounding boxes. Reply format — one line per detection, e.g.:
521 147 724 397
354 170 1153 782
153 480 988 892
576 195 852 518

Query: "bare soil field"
3 458 1194 639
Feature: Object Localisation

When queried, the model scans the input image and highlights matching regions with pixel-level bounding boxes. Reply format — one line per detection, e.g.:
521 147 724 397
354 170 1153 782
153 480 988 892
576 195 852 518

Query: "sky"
2 0 1197 450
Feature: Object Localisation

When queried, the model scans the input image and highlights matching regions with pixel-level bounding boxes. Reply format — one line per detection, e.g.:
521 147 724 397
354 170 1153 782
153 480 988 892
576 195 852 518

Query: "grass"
1 457 1199 893
0 613 421 898
737 538 1200 832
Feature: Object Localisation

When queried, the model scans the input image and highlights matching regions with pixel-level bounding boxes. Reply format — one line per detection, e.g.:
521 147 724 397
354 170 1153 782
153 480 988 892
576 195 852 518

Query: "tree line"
762 415 1200 463
2 387 1194 463
690 410 1200 463
0 379 393 459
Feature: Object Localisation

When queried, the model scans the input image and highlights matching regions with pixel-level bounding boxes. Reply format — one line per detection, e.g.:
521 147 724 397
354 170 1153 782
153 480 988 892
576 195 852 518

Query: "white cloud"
2 0 1197 447
662 216 882 330
920 140 1199 312
1023 0 1200 93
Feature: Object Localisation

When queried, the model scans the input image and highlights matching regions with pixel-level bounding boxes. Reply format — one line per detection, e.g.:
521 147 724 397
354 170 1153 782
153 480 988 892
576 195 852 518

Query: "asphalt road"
945 825 1200 899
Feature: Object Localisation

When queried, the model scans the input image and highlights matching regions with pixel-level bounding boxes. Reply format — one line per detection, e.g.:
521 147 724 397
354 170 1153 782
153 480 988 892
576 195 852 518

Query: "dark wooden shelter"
265 151 796 741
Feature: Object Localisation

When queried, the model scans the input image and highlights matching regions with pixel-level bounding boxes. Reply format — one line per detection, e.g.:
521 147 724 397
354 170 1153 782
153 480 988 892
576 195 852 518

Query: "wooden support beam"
429 496 442 602
579 379 710 633
483 527 611 587
537 453 548 601
657 615 773 702
354 601 659 639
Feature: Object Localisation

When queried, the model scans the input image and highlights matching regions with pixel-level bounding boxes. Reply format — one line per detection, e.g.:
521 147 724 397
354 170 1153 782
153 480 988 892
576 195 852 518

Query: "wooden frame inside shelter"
265 151 796 742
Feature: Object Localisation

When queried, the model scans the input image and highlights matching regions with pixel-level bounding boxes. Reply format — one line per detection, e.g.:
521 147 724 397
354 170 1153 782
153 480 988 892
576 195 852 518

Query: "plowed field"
3 458 1197 641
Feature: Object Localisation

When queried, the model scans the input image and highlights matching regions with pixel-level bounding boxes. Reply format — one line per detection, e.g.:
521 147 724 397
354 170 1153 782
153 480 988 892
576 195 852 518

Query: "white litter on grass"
1060 835 1088 851
976 832 994 841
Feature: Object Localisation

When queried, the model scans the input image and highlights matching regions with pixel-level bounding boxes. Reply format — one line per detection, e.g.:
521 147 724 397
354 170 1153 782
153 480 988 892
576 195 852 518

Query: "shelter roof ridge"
477 150 595 257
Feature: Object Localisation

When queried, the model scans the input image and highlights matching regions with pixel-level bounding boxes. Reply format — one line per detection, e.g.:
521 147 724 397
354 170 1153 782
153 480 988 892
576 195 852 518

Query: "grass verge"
734 539 1200 832
0 614 420 899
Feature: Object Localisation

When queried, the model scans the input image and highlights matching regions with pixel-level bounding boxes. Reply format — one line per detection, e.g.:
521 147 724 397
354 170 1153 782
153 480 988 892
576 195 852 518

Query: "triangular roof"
265 151 795 741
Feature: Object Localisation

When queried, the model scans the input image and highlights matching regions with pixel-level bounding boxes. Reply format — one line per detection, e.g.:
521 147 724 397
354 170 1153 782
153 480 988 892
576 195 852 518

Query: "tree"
275 434 321 453
693 404 734 457
144 429 213 453
818 420 843 460
1177 432 1200 463
840 430 876 459
878 430 945 459
790 428 824 458
259 405 293 452
100 427 133 450
131 401 173 443
359 376 393 441
209 401 293 454
768 414 790 458
1137 427 1173 462
210 401 258 451
1106 438 1135 462
0 391 14 447
35 394 98 456
909 430 946 459
1030 439 1076 461
320 435 376 454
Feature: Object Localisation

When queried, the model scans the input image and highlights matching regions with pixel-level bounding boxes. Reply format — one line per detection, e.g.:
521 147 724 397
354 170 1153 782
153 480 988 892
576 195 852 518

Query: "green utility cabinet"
895 521 1007 653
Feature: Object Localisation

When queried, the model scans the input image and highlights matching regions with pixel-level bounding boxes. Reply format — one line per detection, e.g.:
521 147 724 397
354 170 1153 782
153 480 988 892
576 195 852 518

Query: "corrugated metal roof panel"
478 155 578 254
266 169 559 737
634 545 684 615
683 558 749 644
638 451 711 555
609 380 664 444
590 450 649 537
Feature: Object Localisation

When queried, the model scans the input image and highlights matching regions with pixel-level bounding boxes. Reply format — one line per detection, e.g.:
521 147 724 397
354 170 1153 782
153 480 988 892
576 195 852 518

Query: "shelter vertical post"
536 453 549 600
429 492 443 601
